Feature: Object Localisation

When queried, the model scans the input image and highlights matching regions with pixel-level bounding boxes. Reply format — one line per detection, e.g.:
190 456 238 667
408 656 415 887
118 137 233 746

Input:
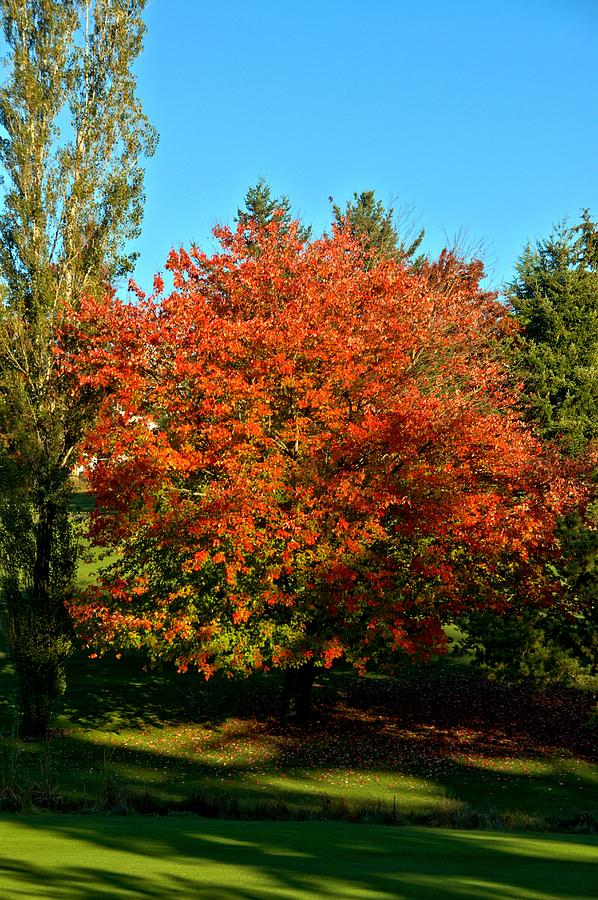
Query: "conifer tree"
331 190 424 268
508 211 598 455
0 0 156 737
461 212 598 687
236 177 311 247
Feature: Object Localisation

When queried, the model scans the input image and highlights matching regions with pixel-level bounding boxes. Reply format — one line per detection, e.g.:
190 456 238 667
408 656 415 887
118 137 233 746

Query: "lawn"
0 641 596 829
0 816 596 899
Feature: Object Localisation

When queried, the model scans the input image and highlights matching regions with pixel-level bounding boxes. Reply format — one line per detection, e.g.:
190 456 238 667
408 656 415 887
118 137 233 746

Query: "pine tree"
508 211 598 455
331 190 424 268
236 177 311 247
462 213 598 688
0 0 156 737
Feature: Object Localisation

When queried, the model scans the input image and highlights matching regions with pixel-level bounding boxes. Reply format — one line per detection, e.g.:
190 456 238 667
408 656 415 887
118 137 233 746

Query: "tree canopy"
331 190 424 267
236 177 311 247
507 211 598 456
68 222 585 689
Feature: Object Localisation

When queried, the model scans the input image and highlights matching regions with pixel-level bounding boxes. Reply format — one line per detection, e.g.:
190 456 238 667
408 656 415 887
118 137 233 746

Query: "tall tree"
508 211 598 455
461 212 598 687
68 223 584 719
0 0 156 737
331 190 424 268
236 177 311 248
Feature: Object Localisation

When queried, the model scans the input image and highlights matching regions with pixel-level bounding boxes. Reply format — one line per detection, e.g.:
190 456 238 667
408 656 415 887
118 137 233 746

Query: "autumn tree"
0 0 156 737
69 223 586 719
331 190 424 268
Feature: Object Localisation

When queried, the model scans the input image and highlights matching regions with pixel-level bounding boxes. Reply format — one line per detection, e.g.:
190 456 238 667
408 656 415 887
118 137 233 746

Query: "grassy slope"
0 816 596 899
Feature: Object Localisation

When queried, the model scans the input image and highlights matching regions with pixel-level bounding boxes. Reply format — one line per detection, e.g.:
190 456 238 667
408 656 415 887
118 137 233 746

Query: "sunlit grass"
0 816 596 899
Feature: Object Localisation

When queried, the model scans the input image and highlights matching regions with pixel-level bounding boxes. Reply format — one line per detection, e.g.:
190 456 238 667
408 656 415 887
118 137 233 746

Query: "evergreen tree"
508 211 598 455
0 0 156 738
236 178 311 246
461 213 598 688
331 190 424 268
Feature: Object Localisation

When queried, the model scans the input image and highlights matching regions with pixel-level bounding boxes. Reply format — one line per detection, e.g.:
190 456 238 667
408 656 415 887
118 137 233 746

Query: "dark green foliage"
0 0 155 738
458 604 596 691
236 177 311 246
508 211 598 455
461 213 598 689
0 496 76 739
331 190 425 268
509 212 598 686
555 503 598 681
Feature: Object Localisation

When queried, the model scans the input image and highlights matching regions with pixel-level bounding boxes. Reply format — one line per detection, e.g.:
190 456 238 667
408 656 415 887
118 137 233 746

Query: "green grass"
1 644 596 828
0 816 596 899
71 486 119 588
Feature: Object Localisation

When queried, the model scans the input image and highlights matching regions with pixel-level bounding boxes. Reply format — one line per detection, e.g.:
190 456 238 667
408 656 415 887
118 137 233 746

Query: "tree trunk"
13 644 67 741
7 600 69 740
6 500 72 740
33 497 55 620
279 661 316 723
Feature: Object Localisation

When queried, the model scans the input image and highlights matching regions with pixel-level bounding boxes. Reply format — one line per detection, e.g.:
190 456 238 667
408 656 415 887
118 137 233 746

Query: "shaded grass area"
0 642 596 829
0 816 596 899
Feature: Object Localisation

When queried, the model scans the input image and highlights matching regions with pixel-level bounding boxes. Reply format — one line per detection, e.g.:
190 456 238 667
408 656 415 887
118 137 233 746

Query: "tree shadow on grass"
3 711 593 828
101 727 598 820
0 816 597 899
60 650 284 732
58 649 597 762
1 647 596 826
319 664 597 760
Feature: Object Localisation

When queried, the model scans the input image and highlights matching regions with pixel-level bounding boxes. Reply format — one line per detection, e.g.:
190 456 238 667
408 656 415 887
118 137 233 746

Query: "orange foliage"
65 221 588 676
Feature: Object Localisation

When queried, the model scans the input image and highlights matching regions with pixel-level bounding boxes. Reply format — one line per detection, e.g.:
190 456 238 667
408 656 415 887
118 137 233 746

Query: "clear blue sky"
132 0 597 293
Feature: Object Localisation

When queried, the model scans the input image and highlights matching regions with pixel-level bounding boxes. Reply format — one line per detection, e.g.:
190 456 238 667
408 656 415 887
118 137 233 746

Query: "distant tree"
236 178 311 247
0 0 156 738
331 190 424 268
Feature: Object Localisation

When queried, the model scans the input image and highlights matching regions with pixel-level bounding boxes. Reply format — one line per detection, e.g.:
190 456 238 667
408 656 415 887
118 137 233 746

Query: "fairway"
0 816 596 899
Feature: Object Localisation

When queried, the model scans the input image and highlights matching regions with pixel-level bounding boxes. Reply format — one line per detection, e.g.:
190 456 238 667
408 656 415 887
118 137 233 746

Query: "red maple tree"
67 221 587 715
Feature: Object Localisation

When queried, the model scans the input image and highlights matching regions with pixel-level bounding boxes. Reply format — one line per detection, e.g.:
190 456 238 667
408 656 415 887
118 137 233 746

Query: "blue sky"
132 0 597 293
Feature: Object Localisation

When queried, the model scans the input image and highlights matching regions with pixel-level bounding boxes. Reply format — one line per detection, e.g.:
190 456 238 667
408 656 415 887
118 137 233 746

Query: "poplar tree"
0 0 156 737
